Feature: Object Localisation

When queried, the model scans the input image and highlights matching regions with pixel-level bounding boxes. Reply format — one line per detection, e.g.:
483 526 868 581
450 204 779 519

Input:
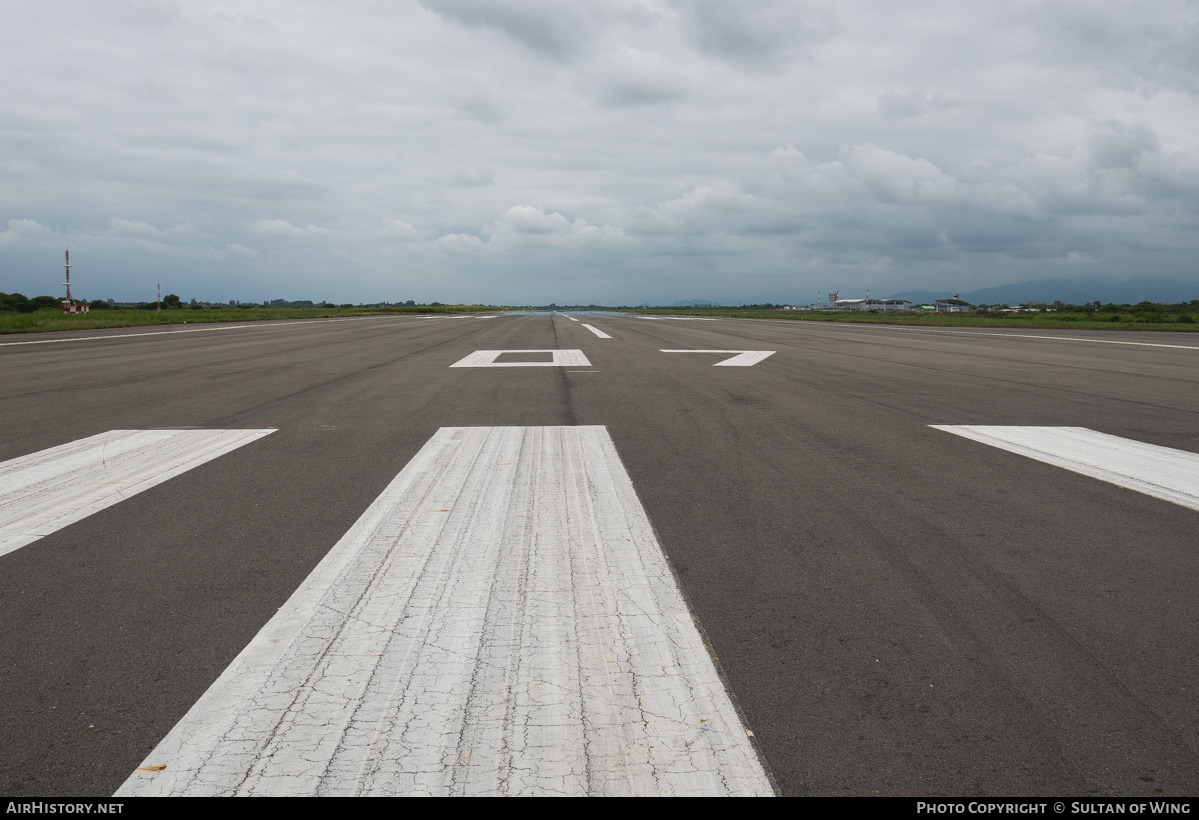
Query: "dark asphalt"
1 313 1197 797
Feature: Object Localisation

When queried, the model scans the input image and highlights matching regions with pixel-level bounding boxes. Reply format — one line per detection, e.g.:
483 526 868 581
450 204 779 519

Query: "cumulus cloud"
2 218 54 242
435 232 486 254
672 0 837 70
453 168 496 186
489 206 625 245
107 219 204 240
249 219 329 237
1006 2 1199 98
382 217 422 239
837 144 958 204
877 89 961 121
2 2 1198 303
458 93 507 123
420 0 594 59
589 46 688 107
224 242 259 257
631 182 760 236
1089 120 1160 170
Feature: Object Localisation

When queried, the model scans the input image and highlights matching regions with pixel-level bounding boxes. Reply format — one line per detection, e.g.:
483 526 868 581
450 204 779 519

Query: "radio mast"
62 250 72 303
60 250 89 313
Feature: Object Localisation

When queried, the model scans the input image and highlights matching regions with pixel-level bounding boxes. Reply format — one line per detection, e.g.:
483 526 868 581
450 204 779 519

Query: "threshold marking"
118 426 772 797
661 350 775 367
932 426 1199 511
582 324 611 339
450 349 592 368
0 429 276 557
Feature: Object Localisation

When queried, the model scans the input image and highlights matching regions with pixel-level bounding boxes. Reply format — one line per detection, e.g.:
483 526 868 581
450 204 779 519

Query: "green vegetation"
611 299 1199 332
0 297 508 335
4 292 1197 335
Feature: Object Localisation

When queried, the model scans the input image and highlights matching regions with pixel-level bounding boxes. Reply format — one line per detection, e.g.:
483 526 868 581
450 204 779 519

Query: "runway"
1 312 1197 796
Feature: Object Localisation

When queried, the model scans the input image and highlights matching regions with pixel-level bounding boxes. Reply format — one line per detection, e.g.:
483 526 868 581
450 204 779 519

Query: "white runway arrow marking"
661 350 775 367
118 426 772 797
450 349 592 368
932 426 1199 512
0 429 276 557
582 324 611 339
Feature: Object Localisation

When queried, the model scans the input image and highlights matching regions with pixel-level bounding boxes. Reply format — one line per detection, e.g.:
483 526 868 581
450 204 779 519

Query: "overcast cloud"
2 1 1197 304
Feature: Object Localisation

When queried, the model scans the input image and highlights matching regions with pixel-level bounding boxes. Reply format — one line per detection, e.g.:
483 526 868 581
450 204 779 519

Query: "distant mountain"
888 278 1197 306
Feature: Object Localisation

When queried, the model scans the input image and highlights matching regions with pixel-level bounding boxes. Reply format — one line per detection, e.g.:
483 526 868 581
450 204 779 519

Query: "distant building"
935 296 973 313
832 298 912 311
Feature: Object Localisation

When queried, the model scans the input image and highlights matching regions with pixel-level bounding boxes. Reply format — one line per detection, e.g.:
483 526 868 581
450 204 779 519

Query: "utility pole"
157 283 161 312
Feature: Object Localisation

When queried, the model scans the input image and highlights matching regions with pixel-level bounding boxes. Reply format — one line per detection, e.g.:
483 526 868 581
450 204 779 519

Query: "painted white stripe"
815 323 1199 351
939 331 1199 350
118 426 771 797
661 350 775 367
932 426 1199 511
0 317 392 348
0 429 276 557
582 324 611 339
450 349 592 367
567 316 579 322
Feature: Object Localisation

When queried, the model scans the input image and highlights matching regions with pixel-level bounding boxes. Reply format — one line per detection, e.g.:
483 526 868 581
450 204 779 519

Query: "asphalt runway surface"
1 312 1197 796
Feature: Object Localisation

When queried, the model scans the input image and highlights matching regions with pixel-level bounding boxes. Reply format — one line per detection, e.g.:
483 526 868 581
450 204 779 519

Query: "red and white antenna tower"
63 250 72 303
60 249 90 313
157 282 161 312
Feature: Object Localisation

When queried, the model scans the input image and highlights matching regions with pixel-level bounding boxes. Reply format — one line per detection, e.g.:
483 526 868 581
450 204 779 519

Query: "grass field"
618 307 1199 332
0 304 509 335
3 303 1197 335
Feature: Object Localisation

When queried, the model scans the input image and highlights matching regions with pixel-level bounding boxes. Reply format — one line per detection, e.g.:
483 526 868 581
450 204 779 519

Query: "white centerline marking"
0 429 276 557
932 426 1199 511
118 426 771 797
566 316 579 322
450 349 592 368
582 324 611 339
661 350 776 367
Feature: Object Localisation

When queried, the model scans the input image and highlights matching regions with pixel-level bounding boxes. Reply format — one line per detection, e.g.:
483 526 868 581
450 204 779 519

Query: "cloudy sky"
2 1 1197 305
